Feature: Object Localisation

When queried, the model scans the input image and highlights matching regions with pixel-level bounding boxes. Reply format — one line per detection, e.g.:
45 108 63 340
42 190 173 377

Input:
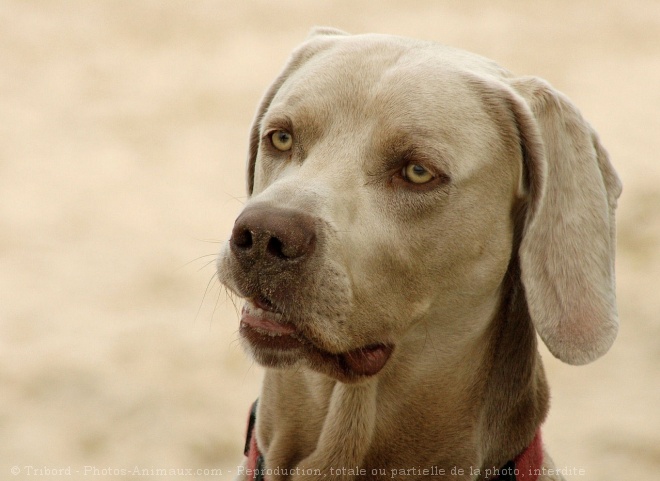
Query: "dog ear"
507 77 622 365
246 30 348 195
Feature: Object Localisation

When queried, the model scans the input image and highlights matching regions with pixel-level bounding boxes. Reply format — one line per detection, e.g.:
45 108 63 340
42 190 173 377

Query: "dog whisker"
175 253 218 271
194 272 219 326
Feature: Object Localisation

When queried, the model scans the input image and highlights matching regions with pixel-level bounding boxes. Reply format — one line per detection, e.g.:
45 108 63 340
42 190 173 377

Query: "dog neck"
253 266 549 480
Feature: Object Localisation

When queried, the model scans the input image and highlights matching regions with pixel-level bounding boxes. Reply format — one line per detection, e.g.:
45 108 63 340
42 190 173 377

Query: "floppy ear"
508 76 623 365
246 27 348 195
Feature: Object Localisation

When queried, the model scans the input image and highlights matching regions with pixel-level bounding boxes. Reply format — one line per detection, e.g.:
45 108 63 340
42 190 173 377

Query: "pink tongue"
342 344 393 376
241 310 296 335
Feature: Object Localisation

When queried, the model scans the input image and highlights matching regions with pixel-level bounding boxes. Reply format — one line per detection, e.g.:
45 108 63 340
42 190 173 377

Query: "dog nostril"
266 233 315 260
233 228 253 250
266 236 286 259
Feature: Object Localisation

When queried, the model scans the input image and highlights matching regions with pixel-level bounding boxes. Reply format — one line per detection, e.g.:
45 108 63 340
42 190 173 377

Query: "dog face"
217 30 621 382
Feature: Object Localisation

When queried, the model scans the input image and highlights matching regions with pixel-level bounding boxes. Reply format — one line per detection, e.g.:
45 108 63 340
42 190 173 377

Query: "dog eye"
402 163 434 184
270 130 293 151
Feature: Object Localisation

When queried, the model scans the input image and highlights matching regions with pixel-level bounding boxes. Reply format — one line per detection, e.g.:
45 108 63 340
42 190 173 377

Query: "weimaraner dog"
217 28 621 481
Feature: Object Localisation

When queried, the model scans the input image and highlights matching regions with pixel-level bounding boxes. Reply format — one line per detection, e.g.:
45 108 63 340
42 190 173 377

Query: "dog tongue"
342 344 393 376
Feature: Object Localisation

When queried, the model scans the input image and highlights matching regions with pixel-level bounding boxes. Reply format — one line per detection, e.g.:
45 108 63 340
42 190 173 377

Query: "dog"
216 28 621 481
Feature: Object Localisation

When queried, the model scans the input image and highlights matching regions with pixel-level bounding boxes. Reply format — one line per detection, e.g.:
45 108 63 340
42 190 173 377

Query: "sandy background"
1 1 659 480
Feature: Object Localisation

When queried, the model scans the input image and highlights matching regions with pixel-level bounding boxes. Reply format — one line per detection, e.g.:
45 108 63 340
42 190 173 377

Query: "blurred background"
1 1 658 480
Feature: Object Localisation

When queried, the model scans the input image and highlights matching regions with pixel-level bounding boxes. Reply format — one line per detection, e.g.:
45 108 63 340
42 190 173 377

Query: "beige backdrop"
1 1 659 480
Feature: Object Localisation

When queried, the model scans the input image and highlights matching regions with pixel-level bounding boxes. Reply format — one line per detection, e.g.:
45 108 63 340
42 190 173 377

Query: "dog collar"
488 430 543 481
244 400 265 481
243 400 543 481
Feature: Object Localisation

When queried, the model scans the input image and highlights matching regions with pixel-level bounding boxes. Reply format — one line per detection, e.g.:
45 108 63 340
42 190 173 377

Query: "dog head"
217 29 621 382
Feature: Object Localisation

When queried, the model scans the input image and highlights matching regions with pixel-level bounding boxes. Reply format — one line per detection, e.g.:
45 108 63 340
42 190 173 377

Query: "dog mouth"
239 297 393 378
239 297 301 349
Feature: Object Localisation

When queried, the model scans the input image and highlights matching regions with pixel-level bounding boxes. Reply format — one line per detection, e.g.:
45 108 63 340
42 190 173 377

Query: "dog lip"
340 343 394 377
241 302 297 336
252 294 278 313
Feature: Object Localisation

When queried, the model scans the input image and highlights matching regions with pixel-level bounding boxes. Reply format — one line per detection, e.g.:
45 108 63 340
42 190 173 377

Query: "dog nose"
230 205 317 263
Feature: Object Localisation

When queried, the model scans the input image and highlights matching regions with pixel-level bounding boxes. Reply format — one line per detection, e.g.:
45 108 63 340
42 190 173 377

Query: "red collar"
244 400 543 481
244 401 264 480
489 430 543 481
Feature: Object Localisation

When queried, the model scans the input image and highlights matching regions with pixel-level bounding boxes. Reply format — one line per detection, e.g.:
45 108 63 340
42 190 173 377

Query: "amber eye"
270 130 293 151
402 163 434 184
